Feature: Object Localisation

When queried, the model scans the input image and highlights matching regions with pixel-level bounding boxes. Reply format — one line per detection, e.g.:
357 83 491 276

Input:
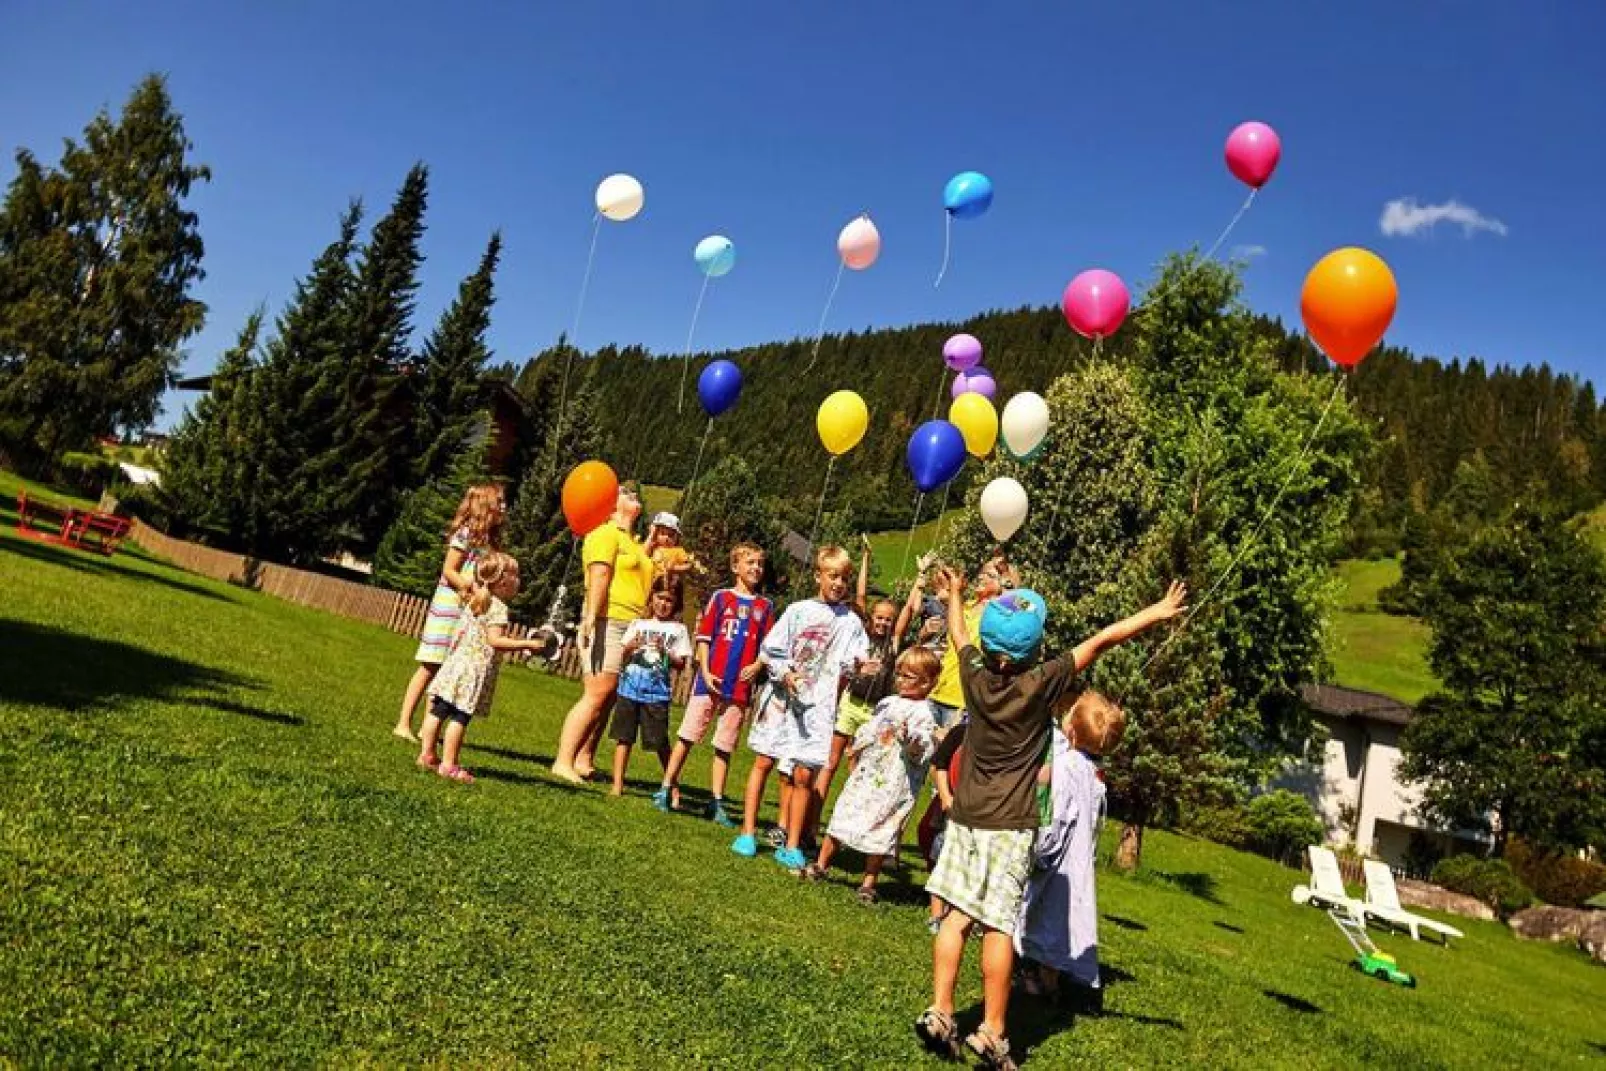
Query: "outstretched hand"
1148 580 1189 623
936 565 966 596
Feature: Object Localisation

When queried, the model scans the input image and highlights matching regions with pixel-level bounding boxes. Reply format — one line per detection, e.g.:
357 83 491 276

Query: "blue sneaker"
708 800 736 828
773 847 807 871
730 834 758 858
651 787 672 813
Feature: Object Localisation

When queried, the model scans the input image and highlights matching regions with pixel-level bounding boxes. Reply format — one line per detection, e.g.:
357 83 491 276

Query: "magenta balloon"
952 367 996 400
943 333 983 372
1061 269 1130 340
1225 121 1281 190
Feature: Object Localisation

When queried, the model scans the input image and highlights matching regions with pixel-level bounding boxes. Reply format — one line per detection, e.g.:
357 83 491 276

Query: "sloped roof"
1299 683 1414 726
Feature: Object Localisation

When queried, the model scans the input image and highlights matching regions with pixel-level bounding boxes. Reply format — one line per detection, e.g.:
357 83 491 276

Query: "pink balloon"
952 367 996 400
838 214 881 271
1061 270 1130 340
1225 121 1281 190
943 333 982 372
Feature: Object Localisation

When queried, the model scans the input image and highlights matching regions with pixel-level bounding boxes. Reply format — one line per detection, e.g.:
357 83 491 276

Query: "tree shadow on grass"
463 742 558 768
1263 990 1322 1015
1152 871 1223 905
0 618 290 728
1 537 233 603
961 963 1180 1064
1103 914 1148 932
1214 921 1246 934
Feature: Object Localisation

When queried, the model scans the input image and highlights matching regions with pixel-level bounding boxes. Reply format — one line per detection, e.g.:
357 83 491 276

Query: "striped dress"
413 528 482 665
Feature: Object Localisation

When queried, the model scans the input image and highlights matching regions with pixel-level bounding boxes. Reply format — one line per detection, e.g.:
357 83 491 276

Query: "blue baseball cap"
978 589 1048 663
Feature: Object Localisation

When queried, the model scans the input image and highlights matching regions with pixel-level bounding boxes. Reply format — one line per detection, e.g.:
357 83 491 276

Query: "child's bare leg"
784 766 818 851
817 732 849 805
655 743 671 774
739 754 775 837
441 718 468 770
394 664 435 740
928 894 948 924
932 908 974 1016
417 708 444 763
861 851 885 891
815 835 840 873
662 739 692 790
979 929 1016 1039
611 742 631 796
709 748 733 801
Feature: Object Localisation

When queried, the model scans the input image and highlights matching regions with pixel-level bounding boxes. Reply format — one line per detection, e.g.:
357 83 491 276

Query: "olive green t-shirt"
950 645 1080 831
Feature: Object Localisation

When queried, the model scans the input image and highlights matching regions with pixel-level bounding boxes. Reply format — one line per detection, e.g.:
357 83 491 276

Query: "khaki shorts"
678 693 747 754
581 618 630 678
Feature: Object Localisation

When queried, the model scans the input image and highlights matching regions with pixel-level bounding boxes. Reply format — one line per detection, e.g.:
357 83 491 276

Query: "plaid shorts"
925 821 1034 935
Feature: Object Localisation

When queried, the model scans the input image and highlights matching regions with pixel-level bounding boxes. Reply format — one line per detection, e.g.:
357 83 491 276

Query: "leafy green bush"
1432 855 1534 918
57 451 120 495
1246 790 1325 866
110 483 170 531
1506 840 1606 908
1179 802 1251 850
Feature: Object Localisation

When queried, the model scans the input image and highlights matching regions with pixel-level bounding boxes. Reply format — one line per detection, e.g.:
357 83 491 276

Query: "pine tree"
412 231 501 487
325 164 429 555
373 411 495 598
0 74 209 468
162 308 263 535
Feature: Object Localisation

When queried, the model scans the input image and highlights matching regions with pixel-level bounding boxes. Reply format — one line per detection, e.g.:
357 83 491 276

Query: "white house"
1280 684 1487 870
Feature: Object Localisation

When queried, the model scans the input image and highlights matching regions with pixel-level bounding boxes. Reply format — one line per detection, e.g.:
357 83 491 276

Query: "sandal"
856 886 879 906
798 863 825 883
964 1023 1017 1071
437 764 475 784
914 1007 961 1061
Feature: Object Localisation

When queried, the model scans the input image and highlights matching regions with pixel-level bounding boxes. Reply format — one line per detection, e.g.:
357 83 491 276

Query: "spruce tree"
413 231 501 487
326 164 429 555
373 411 495 598
162 308 263 536
0 74 209 468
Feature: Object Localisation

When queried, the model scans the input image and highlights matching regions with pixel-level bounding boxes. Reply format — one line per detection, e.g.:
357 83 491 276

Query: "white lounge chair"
1362 859 1464 944
1290 846 1367 921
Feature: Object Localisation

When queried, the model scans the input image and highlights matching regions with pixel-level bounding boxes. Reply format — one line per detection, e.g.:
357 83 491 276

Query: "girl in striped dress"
391 483 506 742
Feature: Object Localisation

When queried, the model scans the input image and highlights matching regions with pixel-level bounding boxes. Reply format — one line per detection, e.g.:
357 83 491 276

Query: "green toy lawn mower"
1329 908 1417 988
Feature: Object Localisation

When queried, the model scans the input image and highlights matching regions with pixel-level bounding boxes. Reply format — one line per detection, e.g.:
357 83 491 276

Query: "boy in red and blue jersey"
656 543 774 825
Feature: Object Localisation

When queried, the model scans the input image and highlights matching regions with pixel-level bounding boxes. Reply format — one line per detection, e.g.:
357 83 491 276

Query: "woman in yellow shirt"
552 483 652 783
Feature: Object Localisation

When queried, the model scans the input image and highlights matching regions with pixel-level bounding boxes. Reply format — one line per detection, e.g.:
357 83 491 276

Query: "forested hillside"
503 303 1606 548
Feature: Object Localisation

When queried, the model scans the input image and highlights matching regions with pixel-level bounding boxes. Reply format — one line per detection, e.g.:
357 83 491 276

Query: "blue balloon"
907 420 967 493
943 171 994 220
697 360 743 417
694 234 736 278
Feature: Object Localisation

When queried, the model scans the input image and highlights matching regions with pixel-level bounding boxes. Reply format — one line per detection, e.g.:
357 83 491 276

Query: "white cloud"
1230 244 1267 260
1379 197 1508 238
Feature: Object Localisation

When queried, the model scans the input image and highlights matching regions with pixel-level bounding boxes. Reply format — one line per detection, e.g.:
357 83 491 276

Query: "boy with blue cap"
916 566 1186 1070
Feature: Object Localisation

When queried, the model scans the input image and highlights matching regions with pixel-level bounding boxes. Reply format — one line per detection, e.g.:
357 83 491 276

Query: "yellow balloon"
816 390 869 456
948 392 999 458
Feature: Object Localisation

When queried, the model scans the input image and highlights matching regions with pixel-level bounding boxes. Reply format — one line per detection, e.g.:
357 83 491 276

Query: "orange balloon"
1300 247 1397 369
561 460 619 537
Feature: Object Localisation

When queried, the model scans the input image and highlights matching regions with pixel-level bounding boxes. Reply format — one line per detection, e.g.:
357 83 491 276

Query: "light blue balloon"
943 171 994 220
694 234 736 278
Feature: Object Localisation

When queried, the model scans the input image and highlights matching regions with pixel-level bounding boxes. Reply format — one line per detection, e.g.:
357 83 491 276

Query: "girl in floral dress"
417 553 549 784
801 646 941 903
392 484 506 742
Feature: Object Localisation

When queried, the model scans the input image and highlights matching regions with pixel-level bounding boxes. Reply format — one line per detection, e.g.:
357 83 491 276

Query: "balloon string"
900 492 926 582
930 368 949 421
1203 188 1257 262
805 260 846 373
1136 373 1347 679
933 466 958 547
933 211 953 289
677 273 714 414
549 213 603 480
808 455 839 557
686 417 714 499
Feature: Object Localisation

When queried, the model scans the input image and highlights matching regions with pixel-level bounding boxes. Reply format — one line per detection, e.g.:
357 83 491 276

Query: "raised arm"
939 566 971 651
1071 580 1188 673
855 536 872 613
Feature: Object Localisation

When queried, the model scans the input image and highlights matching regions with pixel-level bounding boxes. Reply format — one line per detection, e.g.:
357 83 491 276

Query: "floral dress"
825 696 938 855
427 597 509 720
414 527 483 665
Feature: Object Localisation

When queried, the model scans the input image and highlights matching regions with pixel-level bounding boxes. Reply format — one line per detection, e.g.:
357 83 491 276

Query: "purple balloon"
943 332 983 372
952 367 996 400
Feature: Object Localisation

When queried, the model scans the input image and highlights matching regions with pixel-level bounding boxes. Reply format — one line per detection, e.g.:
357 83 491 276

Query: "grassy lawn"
864 509 964 589
1328 558 1437 704
2 477 1601 1066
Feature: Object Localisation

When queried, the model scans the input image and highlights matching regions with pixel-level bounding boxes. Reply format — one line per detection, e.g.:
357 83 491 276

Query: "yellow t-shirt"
653 545 691 579
582 522 652 621
929 602 986 709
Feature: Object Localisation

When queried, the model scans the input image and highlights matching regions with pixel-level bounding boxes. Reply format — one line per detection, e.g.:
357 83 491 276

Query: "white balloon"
595 173 644 222
1001 391 1050 461
979 477 1029 543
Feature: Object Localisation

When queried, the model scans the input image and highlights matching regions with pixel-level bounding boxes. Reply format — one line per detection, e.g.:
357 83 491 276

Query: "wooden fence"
126 521 695 702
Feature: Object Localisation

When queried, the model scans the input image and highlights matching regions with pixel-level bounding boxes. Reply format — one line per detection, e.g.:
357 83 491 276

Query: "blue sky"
4 2 1604 428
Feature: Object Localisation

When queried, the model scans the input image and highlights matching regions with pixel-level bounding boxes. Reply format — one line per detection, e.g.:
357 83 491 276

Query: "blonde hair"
897 645 942 684
467 551 519 615
814 545 853 577
448 483 506 550
729 542 765 569
1062 691 1126 756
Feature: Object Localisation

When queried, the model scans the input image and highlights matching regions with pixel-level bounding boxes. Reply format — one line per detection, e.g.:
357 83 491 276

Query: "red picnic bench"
15 491 131 556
